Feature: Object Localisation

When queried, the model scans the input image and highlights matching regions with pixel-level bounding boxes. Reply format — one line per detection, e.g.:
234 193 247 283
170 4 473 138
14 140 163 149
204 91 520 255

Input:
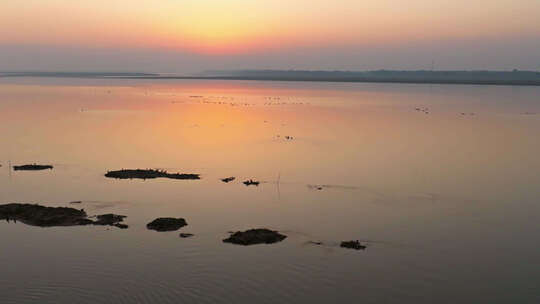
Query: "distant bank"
2 70 540 86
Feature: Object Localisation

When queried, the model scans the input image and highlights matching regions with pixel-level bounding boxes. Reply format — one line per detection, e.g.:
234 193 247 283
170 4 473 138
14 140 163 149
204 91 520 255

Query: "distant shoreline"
118 75 540 86
2 71 540 86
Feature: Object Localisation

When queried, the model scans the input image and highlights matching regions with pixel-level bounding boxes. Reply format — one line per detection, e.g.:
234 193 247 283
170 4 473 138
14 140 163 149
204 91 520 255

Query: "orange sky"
2 0 539 54
1 0 539 71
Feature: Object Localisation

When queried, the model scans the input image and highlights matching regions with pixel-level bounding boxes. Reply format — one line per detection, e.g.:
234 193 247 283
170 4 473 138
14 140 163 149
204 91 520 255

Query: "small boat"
221 177 236 183
243 179 260 186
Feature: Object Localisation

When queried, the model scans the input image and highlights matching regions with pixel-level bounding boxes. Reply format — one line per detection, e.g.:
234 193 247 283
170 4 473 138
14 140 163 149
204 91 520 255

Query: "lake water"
1 78 539 303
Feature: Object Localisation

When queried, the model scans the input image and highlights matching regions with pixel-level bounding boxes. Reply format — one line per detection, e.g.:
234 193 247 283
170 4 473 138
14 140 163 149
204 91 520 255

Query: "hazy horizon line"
2 68 540 75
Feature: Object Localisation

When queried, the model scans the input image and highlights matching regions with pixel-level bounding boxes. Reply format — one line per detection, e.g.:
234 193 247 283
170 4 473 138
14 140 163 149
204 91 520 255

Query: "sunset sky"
1 0 539 73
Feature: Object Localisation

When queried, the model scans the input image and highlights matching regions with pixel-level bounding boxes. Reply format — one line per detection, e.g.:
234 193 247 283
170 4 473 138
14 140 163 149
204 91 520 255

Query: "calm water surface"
1 78 539 303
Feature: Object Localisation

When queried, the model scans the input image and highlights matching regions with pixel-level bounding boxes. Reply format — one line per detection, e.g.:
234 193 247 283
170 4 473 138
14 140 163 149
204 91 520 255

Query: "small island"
340 240 367 250
147 217 188 231
0 203 127 229
13 164 53 171
105 169 200 180
223 228 287 245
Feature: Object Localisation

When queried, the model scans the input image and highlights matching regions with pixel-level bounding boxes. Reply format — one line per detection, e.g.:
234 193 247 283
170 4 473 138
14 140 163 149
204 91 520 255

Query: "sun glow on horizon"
1 0 539 58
